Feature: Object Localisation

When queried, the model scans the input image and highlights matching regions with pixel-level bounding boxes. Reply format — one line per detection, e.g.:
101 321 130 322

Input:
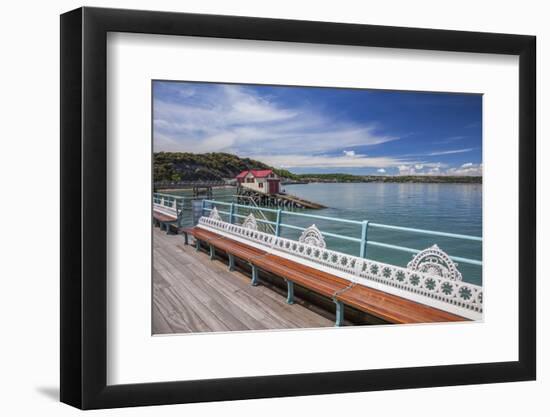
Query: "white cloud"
397 162 481 176
398 165 416 175
446 163 482 176
377 168 386 173
427 148 473 156
415 164 424 170
433 135 467 144
255 154 408 169
153 84 400 155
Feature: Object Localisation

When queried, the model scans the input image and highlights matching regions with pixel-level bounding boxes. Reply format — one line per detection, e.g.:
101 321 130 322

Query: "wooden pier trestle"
236 186 325 209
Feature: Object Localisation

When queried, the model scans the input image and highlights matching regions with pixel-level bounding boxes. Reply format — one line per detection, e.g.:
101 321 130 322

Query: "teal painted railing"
152 193 482 268
200 199 482 267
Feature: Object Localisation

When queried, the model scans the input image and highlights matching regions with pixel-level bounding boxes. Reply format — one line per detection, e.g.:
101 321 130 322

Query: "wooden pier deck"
153 227 335 334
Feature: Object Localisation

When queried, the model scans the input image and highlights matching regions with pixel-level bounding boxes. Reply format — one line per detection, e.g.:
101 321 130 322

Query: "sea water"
171 182 482 285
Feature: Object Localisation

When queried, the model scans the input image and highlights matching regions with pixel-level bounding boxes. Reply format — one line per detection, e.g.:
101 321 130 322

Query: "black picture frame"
60 6 536 410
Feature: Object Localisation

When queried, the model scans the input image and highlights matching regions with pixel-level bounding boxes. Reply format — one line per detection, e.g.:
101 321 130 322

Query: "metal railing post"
275 209 282 236
359 220 369 258
229 203 235 224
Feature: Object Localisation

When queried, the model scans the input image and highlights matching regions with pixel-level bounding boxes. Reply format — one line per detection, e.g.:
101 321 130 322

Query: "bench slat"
192 228 267 261
254 255 349 298
153 211 177 223
336 285 464 324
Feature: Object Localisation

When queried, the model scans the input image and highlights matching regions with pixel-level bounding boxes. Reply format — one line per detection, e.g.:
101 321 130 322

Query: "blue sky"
153 81 482 176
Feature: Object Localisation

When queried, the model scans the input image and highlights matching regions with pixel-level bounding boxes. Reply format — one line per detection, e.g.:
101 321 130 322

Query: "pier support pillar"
228 253 235 271
195 239 200 251
286 280 295 304
209 245 215 260
250 264 259 286
334 300 344 327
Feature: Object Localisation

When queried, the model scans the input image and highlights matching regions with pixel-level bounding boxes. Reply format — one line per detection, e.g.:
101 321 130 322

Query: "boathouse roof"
236 169 276 179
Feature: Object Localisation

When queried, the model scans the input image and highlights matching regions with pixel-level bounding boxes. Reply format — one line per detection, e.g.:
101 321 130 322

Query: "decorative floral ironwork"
208 206 222 221
407 244 463 281
241 213 258 230
298 224 326 248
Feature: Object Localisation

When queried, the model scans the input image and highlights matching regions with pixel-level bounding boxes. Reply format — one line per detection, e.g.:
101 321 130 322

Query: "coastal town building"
236 169 281 194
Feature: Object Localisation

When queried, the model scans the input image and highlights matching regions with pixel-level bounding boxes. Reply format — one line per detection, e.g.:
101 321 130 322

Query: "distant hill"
154 152 300 183
153 152 482 184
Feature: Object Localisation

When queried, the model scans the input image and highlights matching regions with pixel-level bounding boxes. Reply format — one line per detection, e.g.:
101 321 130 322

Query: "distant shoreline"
156 178 482 191
285 175 482 185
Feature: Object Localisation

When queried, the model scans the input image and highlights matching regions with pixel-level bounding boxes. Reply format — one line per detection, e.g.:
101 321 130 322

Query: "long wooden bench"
182 226 467 326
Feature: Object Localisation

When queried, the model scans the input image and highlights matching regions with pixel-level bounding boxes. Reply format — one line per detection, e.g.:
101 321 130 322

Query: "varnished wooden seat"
253 254 349 298
335 284 464 324
153 211 176 222
191 228 266 260
183 226 468 325
153 210 177 232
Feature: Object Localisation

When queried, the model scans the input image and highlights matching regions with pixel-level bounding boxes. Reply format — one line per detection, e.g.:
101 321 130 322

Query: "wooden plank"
180 263 270 331
152 286 193 333
152 303 174 334
153 268 211 331
153 263 231 333
158 249 289 330
152 228 335 332
154 255 251 332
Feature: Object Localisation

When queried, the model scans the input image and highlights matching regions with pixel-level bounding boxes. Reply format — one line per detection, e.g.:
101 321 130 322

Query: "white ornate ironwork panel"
299 224 326 248
407 244 463 281
208 206 222 221
241 213 258 230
